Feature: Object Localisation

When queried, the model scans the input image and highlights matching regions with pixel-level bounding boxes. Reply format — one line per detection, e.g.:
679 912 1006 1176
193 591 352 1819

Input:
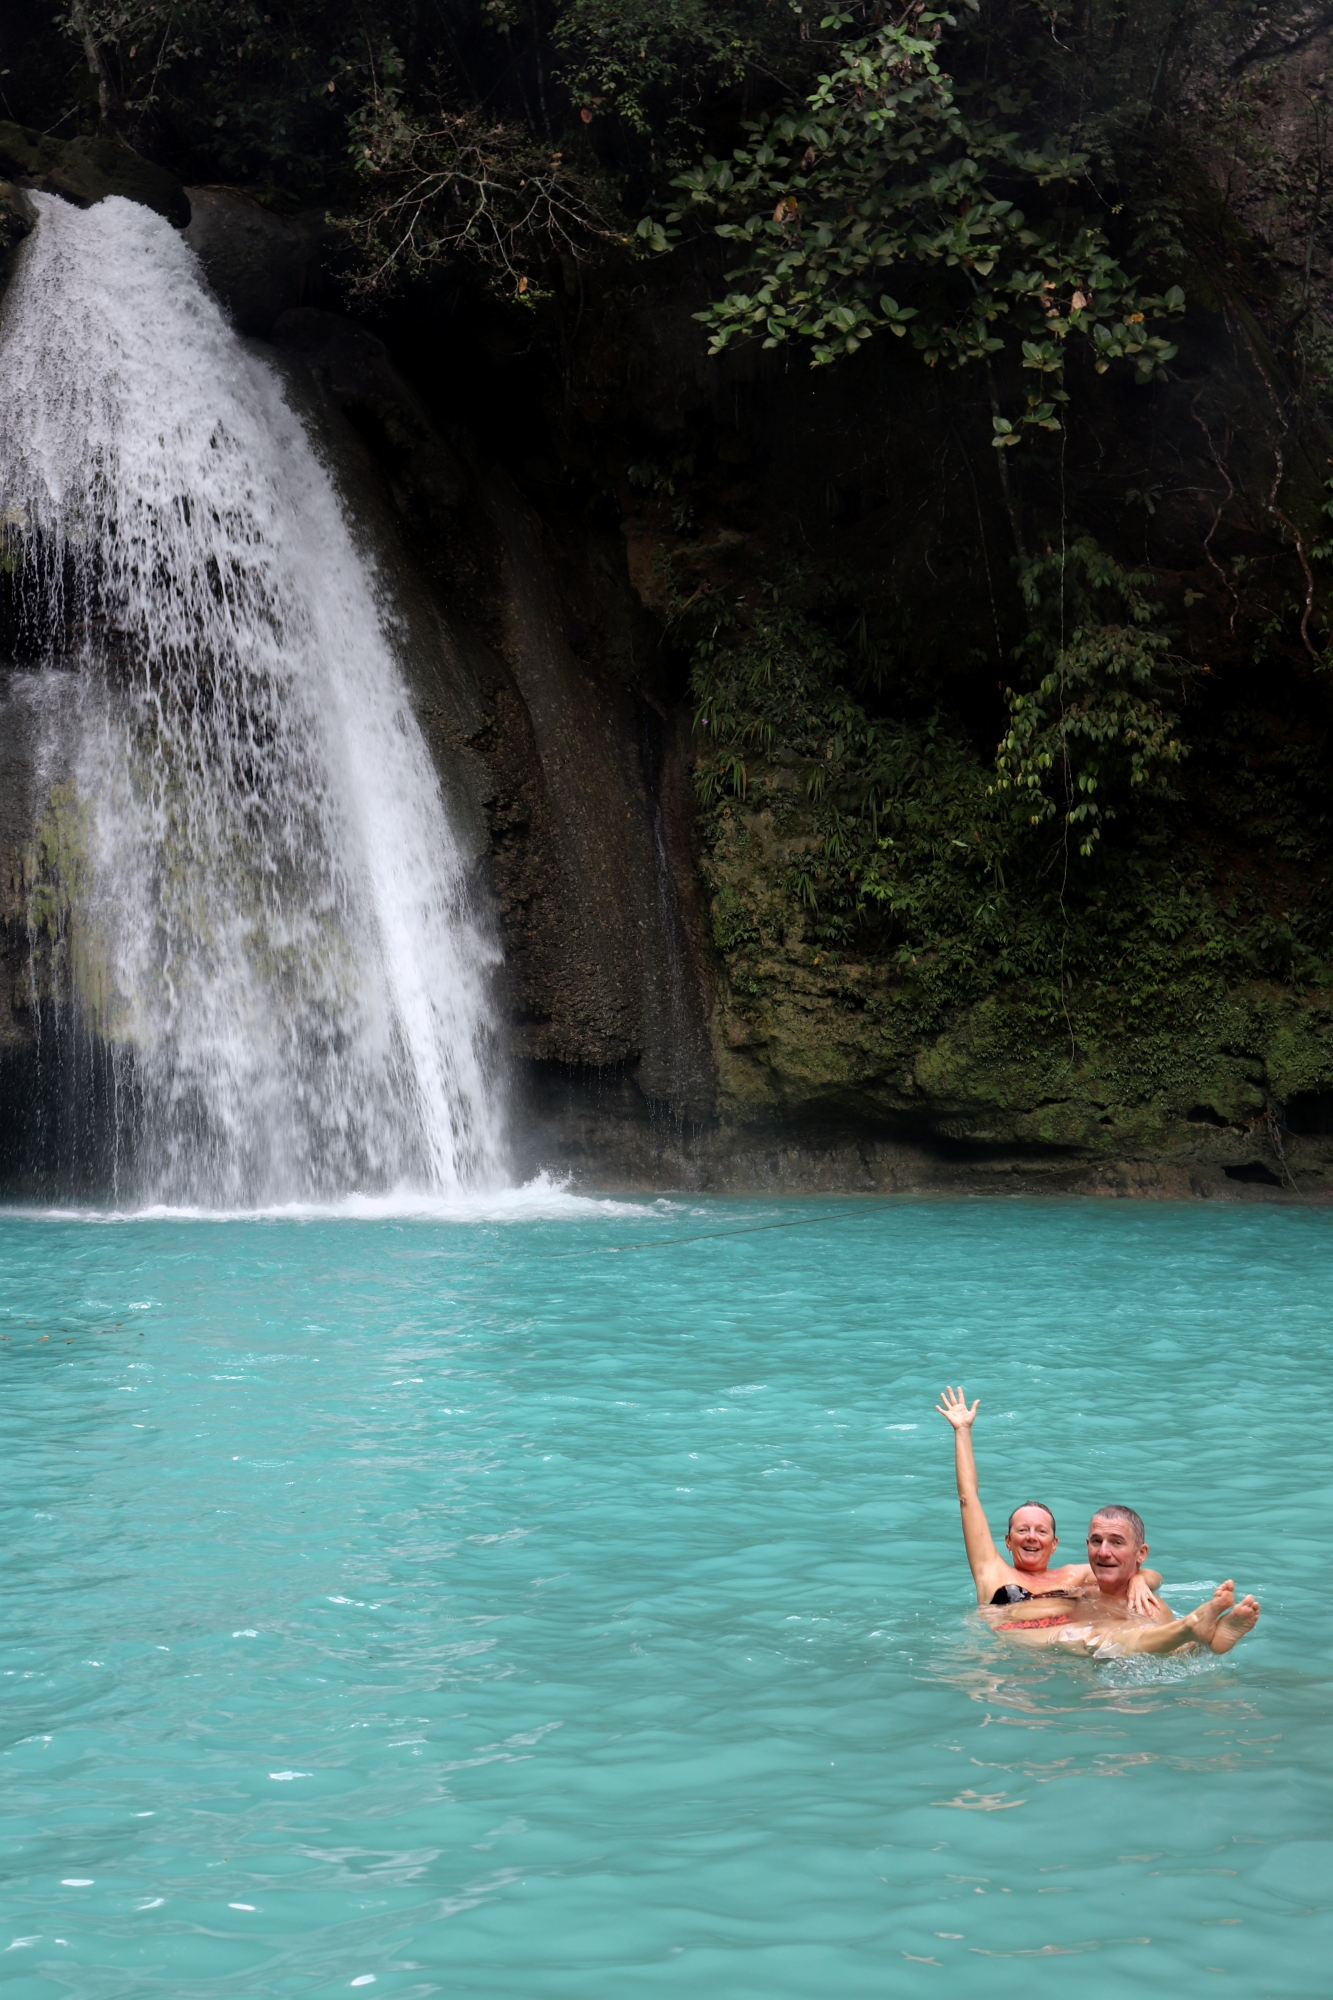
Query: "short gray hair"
1090 1504 1146 1545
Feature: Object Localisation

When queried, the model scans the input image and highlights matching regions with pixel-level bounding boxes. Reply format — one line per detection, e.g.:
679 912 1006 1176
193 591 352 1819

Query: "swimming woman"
936 1384 1161 1612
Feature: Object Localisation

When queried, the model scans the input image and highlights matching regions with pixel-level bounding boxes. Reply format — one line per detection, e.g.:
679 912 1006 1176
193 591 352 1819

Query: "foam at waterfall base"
23 1172 700 1226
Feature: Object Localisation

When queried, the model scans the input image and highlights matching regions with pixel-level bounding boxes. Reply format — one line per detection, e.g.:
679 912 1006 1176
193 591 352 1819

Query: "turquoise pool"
0 1192 1327 1996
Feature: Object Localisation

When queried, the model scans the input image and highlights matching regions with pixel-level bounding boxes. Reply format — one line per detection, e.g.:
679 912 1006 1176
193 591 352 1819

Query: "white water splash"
23 1173 696 1227
0 194 505 1202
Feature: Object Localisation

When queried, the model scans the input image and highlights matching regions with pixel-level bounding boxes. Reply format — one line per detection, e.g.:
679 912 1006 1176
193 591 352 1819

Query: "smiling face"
1004 1505 1058 1574
1086 1513 1149 1594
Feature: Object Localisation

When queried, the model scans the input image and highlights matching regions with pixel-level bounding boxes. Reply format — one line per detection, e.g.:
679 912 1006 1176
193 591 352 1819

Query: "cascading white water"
0 193 506 1203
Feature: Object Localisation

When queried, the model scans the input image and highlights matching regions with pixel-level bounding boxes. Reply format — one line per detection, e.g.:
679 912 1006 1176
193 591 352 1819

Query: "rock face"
0 122 188 225
183 190 328 335
0 179 34 290
2 126 1333 1199
267 309 717 1132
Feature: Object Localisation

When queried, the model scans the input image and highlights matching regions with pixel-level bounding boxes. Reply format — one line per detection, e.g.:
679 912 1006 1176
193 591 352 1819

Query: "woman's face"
1005 1507 1058 1571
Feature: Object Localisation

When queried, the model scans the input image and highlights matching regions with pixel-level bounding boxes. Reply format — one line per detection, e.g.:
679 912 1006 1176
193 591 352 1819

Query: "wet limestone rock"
271 309 467 517
0 122 189 226
0 179 34 292
694 763 1333 1194
184 190 328 335
270 308 717 1122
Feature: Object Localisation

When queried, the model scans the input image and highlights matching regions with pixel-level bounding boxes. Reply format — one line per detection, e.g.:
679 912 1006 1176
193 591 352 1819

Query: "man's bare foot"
1210 1594 1260 1655
1184 1580 1235 1646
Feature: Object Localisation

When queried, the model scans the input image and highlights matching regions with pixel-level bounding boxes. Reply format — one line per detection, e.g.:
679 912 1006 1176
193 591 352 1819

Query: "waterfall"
0 194 506 1204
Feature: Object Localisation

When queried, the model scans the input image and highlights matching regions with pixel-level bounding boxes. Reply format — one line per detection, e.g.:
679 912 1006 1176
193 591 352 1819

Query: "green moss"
24 783 120 1031
684 600 1333 1160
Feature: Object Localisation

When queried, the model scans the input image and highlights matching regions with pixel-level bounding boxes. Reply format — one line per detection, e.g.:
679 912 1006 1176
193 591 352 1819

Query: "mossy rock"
0 122 189 228
0 179 34 290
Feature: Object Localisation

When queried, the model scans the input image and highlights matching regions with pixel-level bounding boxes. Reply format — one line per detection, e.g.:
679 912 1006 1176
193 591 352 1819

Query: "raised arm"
936 1385 1005 1602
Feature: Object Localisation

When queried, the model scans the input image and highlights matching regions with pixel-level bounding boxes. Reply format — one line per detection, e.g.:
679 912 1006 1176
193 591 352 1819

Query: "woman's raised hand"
936 1384 980 1429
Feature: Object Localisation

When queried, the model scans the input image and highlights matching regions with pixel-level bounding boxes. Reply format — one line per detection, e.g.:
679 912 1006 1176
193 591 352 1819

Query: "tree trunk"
68 1 116 130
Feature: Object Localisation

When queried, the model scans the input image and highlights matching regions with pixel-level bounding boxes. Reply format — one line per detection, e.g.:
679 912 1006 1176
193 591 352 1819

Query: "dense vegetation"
7 1 1333 1117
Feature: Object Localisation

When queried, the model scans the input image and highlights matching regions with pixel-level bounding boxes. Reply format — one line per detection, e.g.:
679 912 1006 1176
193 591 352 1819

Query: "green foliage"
691 591 1021 986
25 1 1208 377
688 555 1333 1049
692 594 852 806
671 6 1183 436
1310 477 1333 566
553 0 802 156
994 625 1185 855
48 1 822 208
993 541 1186 856
55 0 395 193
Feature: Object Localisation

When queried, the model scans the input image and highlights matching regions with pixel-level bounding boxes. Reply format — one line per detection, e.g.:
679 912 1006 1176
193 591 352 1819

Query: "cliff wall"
4 106 1333 1200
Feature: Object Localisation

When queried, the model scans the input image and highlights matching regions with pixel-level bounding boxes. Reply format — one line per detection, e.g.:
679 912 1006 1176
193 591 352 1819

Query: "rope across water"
479 1201 888 1262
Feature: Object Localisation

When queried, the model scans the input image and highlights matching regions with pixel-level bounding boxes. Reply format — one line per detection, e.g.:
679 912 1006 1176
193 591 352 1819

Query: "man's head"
1005 1501 1058 1572
1087 1506 1148 1594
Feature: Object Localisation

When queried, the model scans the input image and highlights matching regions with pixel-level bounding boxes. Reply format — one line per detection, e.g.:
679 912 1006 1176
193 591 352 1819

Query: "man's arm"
936 1385 1006 1602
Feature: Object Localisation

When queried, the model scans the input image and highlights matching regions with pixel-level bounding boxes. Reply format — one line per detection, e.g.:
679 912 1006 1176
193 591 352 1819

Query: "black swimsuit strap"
991 1583 1080 1605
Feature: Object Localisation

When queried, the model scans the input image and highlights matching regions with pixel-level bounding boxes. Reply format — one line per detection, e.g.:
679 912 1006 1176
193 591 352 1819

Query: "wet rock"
271 309 466 512
0 180 35 292
184 189 328 336
273 308 716 1120
0 122 189 225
